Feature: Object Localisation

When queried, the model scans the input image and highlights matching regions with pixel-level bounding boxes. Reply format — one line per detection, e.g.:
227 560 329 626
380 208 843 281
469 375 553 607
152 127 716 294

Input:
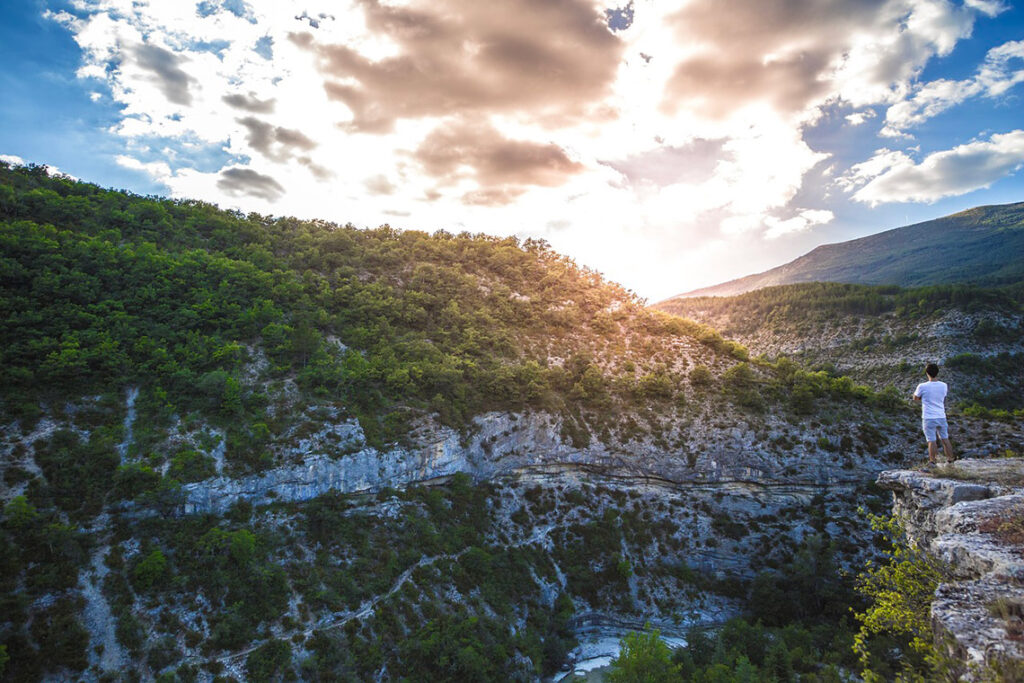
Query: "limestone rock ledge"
878 459 1024 677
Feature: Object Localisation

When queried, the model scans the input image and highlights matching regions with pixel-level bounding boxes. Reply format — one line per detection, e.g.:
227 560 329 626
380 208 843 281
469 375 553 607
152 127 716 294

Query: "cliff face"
878 459 1024 677
179 408 885 515
2 391 897 680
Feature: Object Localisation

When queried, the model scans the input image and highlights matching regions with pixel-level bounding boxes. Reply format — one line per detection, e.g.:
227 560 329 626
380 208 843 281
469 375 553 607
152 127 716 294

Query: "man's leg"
928 440 939 463
940 438 954 463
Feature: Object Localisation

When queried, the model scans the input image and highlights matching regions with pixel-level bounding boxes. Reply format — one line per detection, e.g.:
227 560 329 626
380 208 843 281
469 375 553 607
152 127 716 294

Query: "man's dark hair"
926 363 939 378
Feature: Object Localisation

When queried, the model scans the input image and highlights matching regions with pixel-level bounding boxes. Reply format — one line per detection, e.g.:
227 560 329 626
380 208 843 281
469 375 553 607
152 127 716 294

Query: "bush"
245 639 292 681
30 597 89 673
132 549 168 591
853 514 953 681
113 463 161 500
689 365 712 387
168 449 216 483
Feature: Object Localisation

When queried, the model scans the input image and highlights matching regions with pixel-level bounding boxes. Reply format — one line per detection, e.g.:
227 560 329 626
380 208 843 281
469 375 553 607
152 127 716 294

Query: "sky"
1 0 1023 301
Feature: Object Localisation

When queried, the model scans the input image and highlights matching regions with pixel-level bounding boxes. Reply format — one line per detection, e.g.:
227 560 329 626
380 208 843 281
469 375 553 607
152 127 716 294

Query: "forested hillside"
655 282 1024 420
0 161 756 452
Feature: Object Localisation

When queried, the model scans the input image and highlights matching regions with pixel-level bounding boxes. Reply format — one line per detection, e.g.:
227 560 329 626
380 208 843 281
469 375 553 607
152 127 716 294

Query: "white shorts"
923 418 949 441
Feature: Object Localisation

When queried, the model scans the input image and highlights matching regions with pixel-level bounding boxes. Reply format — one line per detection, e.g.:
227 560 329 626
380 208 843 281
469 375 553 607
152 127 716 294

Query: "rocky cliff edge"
878 459 1024 677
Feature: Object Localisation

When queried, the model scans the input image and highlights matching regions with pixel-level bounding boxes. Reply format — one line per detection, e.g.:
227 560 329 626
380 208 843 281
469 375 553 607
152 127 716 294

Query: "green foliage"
3 495 38 530
24 597 90 675
32 428 119 519
168 449 217 483
636 370 675 400
722 362 763 410
0 162 736 453
959 402 1024 422
766 359 899 413
1 495 87 598
748 534 855 627
113 463 161 500
658 281 1024 335
663 529 868 681
245 639 292 681
132 549 168 591
946 352 1024 411
397 611 513 680
607 628 681 682
853 513 951 682
689 365 713 387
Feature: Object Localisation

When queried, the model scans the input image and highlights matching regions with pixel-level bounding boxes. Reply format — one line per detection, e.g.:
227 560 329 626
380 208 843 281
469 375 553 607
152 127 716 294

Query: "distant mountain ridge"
668 201 1024 299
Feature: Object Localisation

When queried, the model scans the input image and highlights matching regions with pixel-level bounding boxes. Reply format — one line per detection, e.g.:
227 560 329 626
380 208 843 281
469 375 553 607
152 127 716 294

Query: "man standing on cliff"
914 362 954 466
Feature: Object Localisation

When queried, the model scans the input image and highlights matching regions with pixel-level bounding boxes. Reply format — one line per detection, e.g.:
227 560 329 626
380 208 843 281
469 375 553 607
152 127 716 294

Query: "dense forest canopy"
656 281 1024 336
1 162 735 443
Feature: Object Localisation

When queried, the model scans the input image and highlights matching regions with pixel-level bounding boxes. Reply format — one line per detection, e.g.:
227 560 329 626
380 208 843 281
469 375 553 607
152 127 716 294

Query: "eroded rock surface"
182 410 882 514
878 458 1024 677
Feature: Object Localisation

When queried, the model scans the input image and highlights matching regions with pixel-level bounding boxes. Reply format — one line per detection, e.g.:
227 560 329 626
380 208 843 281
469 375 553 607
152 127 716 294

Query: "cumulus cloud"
659 0 977 122
413 118 583 201
764 208 835 239
364 174 396 195
846 110 877 126
842 130 1024 204
300 0 623 133
217 167 286 200
222 92 276 113
0 154 26 166
601 139 724 188
116 154 171 179
236 116 316 161
134 43 195 106
882 39 1024 135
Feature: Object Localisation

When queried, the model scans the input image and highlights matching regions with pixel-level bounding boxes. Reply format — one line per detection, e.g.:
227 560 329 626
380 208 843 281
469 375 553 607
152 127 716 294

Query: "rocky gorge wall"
178 408 888 515
0 391 907 681
878 459 1024 678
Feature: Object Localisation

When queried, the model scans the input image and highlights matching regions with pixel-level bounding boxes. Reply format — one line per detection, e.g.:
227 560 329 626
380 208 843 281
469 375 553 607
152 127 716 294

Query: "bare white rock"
878 458 1024 678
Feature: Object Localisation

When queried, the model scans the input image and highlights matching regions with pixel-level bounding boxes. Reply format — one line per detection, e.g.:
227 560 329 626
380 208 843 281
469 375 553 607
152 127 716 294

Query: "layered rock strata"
878 459 1024 677
181 410 875 514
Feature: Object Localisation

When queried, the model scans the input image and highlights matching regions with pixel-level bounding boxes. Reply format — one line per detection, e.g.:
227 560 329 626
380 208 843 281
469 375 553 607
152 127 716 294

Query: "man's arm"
913 395 921 402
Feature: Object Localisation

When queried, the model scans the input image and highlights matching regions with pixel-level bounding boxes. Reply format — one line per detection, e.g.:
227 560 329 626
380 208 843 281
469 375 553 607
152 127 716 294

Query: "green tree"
853 514 952 682
245 639 292 681
3 495 38 529
132 549 168 591
689 365 713 387
607 628 681 683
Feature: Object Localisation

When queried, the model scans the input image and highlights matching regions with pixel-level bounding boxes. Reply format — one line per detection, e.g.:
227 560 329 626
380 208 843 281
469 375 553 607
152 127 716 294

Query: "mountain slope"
653 281 1024 419
669 202 1024 298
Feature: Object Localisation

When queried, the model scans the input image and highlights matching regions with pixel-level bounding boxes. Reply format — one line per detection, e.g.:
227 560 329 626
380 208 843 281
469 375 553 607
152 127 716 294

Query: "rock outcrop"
878 459 1024 678
181 410 877 514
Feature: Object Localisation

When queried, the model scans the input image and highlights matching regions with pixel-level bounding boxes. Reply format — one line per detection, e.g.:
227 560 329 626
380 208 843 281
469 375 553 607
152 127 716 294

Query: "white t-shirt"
914 380 948 419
